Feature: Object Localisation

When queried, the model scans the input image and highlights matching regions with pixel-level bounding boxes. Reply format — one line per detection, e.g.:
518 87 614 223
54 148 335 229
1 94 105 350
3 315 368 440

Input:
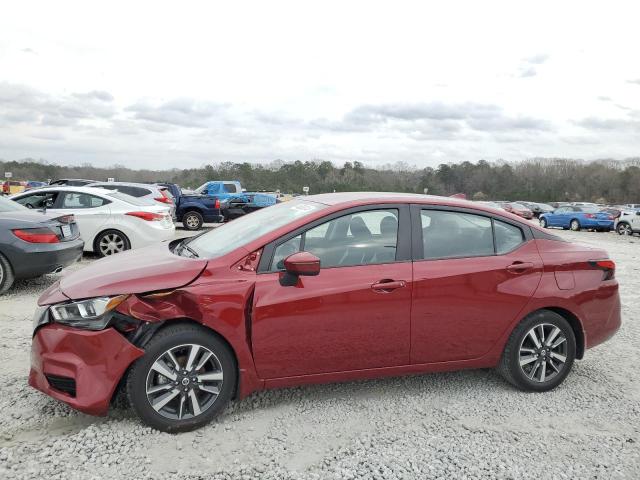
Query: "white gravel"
1 228 639 479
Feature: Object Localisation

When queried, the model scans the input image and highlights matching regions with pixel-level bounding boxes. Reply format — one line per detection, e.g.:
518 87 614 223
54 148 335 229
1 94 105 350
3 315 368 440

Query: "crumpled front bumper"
29 323 144 416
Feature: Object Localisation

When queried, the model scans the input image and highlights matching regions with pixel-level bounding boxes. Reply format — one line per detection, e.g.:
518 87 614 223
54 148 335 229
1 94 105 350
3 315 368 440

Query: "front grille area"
45 374 77 397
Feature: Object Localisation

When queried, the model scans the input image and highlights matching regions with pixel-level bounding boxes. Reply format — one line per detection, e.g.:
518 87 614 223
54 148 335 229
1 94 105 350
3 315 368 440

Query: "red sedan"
501 202 535 220
30 193 621 432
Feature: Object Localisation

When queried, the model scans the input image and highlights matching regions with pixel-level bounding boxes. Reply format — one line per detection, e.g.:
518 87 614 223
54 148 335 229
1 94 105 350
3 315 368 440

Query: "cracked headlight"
50 295 129 330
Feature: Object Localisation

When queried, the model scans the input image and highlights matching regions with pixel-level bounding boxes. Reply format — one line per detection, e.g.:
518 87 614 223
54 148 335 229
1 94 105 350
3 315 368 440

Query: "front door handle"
371 279 406 292
506 262 534 274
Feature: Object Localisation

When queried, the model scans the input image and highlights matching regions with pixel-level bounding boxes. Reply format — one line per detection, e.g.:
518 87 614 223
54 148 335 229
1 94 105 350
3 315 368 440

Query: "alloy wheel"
618 223 632 236
540 218 547 228
145 344 223 420
0 262 4 285
185 214 200 229
570 220 580 231
99 232 126 256
518 323 568 383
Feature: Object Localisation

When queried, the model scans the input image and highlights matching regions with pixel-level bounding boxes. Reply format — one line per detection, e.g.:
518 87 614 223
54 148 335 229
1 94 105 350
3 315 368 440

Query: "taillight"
585 213 595 218
12 228 60 243
154 196 173 204
589 259 615 280
214 198 220 209
56 215 75 224
126 211 164 221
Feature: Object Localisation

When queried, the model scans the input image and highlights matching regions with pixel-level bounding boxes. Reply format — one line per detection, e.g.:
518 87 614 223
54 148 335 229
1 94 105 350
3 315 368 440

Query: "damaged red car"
30 193 621 432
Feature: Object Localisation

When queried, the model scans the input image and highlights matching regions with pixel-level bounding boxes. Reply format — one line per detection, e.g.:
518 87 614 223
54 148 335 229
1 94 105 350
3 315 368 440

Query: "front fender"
115 277 263 399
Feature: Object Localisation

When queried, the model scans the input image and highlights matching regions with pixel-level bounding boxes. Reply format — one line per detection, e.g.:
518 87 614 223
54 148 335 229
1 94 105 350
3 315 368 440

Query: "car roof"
14 185 115 196
89 181 157 188
304 191 536 225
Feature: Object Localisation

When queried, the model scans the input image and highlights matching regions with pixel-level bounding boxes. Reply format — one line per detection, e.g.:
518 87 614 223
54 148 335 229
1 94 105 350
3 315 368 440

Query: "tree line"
1 157 639 204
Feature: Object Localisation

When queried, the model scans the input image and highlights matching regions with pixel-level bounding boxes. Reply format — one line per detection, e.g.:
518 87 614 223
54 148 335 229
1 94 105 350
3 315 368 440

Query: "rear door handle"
371 279 406 292
506 262 534 273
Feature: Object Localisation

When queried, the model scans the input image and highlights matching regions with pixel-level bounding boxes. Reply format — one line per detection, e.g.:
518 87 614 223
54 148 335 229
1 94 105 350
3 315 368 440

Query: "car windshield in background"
186 200 327 259
0 196 27 212
581 207 601 213
106 191 155 206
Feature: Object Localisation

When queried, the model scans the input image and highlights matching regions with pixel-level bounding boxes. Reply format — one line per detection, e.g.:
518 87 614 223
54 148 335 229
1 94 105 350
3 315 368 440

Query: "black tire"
182 211 203 231
498 310 576 392
94 229 131 258
617 222 633 236
0 252 15 294
126 323 237 433
570 219 581 231
539 218 548 228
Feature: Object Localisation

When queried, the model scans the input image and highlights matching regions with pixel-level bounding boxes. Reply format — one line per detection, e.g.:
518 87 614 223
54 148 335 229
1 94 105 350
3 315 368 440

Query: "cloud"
0 82 116 127
518 53 549 78
125 98 228 128
339 102 549 133
574 116 640 130
524 54 549 65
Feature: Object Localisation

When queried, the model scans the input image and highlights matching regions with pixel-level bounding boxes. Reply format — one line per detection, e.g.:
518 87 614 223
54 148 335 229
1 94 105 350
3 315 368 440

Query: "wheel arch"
132 317 242 398
93 227 130 253
528 307 585 359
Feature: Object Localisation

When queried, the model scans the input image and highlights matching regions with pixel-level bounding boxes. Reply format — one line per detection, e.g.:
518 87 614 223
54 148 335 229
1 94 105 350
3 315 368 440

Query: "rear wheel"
127 324 236 433
0 253 15 294
183 211 203 231
498 310 576 392
570 219 581 231
617 223 633 236
95 230 131 257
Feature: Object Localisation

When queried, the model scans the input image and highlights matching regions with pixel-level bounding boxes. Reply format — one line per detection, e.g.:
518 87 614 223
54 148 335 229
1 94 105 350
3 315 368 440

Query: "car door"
546 207 563 226
251 205 413 379
50 192 112 244
410 206 543 364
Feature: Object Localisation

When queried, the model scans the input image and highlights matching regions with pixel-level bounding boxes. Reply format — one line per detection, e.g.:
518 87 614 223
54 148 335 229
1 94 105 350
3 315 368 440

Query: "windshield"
107 191 155 206
0 195 27 212
186 200 327 258
581 206 601 213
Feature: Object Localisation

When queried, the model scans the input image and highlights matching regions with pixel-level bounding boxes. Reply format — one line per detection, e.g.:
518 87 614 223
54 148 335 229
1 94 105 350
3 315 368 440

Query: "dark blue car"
539 206 614 232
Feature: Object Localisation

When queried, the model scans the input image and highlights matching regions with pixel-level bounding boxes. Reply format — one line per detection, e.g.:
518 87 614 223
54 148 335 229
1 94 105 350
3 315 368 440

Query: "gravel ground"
1 228 639 479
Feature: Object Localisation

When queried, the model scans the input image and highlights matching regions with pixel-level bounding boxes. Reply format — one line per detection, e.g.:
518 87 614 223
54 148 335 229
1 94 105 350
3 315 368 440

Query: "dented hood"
57 243 207 300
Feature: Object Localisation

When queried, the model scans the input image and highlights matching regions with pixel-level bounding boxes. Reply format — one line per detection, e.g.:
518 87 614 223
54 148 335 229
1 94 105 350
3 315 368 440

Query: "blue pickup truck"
158 183 225 230
194 181 278 221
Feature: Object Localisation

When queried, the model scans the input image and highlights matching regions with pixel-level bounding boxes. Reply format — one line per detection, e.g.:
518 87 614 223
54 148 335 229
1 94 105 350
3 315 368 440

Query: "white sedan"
11 186 175 257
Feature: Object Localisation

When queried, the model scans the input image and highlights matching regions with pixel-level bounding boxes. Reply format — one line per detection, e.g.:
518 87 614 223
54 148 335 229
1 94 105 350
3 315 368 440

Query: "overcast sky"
1 0 639 169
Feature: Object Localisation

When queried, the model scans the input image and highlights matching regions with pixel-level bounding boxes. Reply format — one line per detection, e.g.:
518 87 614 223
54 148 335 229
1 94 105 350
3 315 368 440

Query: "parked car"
2 180 27 196
518 202 554 217
24 181 48 191
29 193 620 432
49 179 97 187
624 204 640 210
497 202 534 219
88 182 175 217
11 186 174 257
195 181 277 219
615 210 640 236
0 196 83 294
539 206 614 231
157 183 224 230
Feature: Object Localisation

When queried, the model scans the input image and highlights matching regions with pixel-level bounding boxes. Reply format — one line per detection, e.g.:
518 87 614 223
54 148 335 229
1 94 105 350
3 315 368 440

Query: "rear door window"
60 192 108 209
420 210 494 260
494 220 525 254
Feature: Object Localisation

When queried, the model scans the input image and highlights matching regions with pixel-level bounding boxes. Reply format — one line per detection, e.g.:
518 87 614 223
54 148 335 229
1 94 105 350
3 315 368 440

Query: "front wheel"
539 218 548 228
617 223 633 236
570 219 581 231
127 324 237 433
498 310 576 392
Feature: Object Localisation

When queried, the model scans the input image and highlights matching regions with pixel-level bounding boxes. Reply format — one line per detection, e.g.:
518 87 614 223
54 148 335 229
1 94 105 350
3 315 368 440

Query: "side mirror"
280 252 320 286
284 252 321 276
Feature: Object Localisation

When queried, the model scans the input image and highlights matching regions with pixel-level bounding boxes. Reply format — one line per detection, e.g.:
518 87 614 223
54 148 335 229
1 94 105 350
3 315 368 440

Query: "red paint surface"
31 193 622 416
29 324 144 415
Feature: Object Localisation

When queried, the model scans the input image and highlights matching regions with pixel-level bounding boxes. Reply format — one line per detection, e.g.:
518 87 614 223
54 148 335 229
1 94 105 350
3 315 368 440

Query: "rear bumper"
28 323 144 416
582 219 614 229
10 238 84 279
585 283 622 350
128 223 175 250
